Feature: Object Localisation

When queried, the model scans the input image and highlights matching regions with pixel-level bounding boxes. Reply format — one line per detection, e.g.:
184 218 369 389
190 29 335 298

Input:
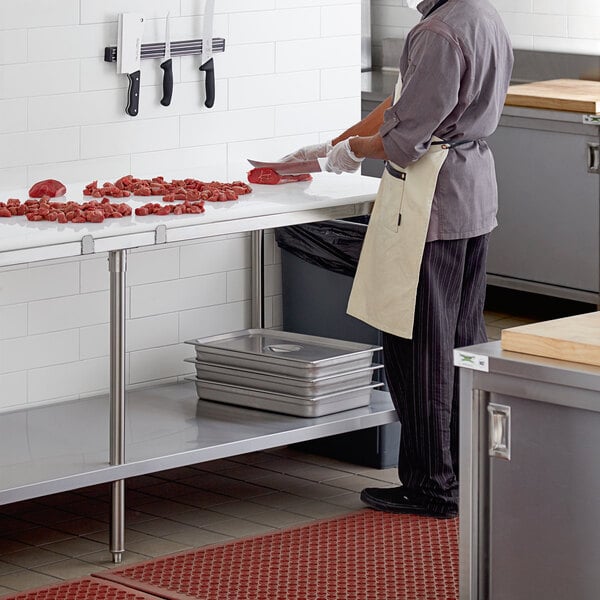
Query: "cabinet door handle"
588 142 600 174
488 403 511 461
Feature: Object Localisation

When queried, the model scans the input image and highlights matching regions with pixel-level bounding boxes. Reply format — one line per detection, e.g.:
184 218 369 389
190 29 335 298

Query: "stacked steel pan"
185 329 383 417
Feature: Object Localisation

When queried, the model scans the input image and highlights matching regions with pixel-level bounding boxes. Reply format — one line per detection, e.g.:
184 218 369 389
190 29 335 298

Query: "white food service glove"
279 141 332 162
324 138 364 174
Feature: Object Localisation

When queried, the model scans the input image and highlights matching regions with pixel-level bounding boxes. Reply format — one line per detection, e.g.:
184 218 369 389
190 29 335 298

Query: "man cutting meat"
283 0 513 518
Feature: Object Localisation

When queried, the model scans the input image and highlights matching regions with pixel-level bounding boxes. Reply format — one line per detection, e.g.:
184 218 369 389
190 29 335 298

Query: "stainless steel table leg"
108 249 127 564
251 230 264 329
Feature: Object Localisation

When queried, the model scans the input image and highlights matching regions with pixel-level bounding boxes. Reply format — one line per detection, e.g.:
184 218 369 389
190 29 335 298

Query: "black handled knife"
160 12 173 106
117 13 144 117
199 0 215 108
126 70 141 116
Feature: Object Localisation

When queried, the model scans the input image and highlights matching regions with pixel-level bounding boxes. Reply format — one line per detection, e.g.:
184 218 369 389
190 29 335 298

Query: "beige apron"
347 74 449 339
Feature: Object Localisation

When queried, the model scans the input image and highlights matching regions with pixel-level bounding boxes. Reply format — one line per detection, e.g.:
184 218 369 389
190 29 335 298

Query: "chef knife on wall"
199 0 216 108
117 13 145 116
160 12 173 106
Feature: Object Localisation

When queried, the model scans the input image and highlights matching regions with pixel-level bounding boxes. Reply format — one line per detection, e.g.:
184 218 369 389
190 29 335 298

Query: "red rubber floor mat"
94 510 458 600
0 577 162 600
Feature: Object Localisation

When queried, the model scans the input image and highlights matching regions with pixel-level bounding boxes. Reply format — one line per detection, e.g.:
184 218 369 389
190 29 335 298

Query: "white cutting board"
501 311 600 366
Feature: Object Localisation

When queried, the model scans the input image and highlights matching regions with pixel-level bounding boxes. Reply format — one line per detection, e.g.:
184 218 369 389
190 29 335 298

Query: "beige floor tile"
0 541 29 555
79 549 150 568
269 480 346 500
483 310 511 324
1 547 65 569
121 491 158 508
323 474 390 493
0 570 60 592
290 501 354 519
136 499 198 519
209 465 281 483
340 463 395 478
365 468 399 484
207 501 273 520
486 325 503 341
59 499 109 521
0 518 37 537
244 510 313 529
82 528 158 546
276 463 349 482
33 558 97 580
492 316 537 329
127 518 201 538
42 537 105 558
19 508 75 527
0 584 17 596
203 517 276 539
175 490 237 509
249 491 315 510
53 518 107 537
125 537 190 558
251 493 353 519
323 492 368 511
131 481 195 500
179 474 275 499
0 562 20 577
123 508 158 526
167 508 227 528
162 528 233 548
6 527 74 547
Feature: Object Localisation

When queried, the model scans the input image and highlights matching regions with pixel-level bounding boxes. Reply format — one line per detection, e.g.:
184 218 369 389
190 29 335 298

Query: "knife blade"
117 13 144 117
199 0 216 108
160 12 173 106
247 158 326 175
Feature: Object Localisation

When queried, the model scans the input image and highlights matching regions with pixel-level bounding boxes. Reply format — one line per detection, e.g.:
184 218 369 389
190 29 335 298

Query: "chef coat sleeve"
380 27 465 167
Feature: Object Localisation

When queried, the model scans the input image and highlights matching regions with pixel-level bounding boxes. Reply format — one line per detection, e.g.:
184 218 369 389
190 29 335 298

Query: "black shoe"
360 486 458 519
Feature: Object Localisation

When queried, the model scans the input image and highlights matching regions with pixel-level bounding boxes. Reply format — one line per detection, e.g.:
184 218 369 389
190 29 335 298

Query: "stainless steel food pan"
185 329 382 378
184 358 383 397
188 377 382 417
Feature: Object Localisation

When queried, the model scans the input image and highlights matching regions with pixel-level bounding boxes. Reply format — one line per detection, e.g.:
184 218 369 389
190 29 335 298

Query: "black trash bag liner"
275 220 368 278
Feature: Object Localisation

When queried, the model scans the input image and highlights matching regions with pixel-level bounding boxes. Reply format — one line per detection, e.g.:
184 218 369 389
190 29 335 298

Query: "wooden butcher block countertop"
501 311 600 367
505 79 600 114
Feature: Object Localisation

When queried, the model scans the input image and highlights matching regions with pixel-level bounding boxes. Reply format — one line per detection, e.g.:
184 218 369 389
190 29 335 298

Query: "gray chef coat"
380 0 514 241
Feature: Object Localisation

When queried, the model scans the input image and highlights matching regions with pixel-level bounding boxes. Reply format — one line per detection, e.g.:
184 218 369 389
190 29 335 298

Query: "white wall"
0 0 362 411
371 0 600 66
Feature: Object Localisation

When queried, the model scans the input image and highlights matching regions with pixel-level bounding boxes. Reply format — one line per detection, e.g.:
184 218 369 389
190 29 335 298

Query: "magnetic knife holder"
104 38 226 63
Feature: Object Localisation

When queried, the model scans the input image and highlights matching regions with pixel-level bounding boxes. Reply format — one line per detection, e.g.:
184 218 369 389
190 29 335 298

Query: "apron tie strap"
431 139 482 149
384 161 407 180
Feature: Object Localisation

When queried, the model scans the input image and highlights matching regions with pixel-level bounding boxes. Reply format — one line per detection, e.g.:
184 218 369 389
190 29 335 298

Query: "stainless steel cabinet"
487 107 600 303
457 342 600 600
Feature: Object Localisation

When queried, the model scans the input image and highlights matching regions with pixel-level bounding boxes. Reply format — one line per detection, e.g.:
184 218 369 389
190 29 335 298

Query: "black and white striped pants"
382 234 489 505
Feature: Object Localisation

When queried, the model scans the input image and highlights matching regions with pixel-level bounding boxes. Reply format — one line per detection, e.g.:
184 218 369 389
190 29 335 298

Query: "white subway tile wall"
0 1 362 410
371 0 600 61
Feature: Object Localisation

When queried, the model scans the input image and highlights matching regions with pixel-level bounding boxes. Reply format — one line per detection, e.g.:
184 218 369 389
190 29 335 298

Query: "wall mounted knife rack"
104 38 226 63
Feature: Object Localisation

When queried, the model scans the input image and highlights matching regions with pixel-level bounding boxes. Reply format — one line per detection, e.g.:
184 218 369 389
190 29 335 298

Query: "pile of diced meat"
0 176 253 224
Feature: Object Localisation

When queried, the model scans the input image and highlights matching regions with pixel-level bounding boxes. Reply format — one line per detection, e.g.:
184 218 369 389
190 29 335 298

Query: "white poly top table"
0 173 398 561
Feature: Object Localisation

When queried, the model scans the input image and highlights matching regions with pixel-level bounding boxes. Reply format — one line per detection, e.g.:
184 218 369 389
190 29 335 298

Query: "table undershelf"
0 382 396 505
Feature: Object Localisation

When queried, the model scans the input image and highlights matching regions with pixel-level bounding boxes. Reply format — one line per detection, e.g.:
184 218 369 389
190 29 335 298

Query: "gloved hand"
324 138 364 174
279 141 332 162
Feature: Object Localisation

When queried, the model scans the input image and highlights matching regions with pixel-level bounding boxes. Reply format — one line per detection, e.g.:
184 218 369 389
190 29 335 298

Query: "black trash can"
276 219 400 469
